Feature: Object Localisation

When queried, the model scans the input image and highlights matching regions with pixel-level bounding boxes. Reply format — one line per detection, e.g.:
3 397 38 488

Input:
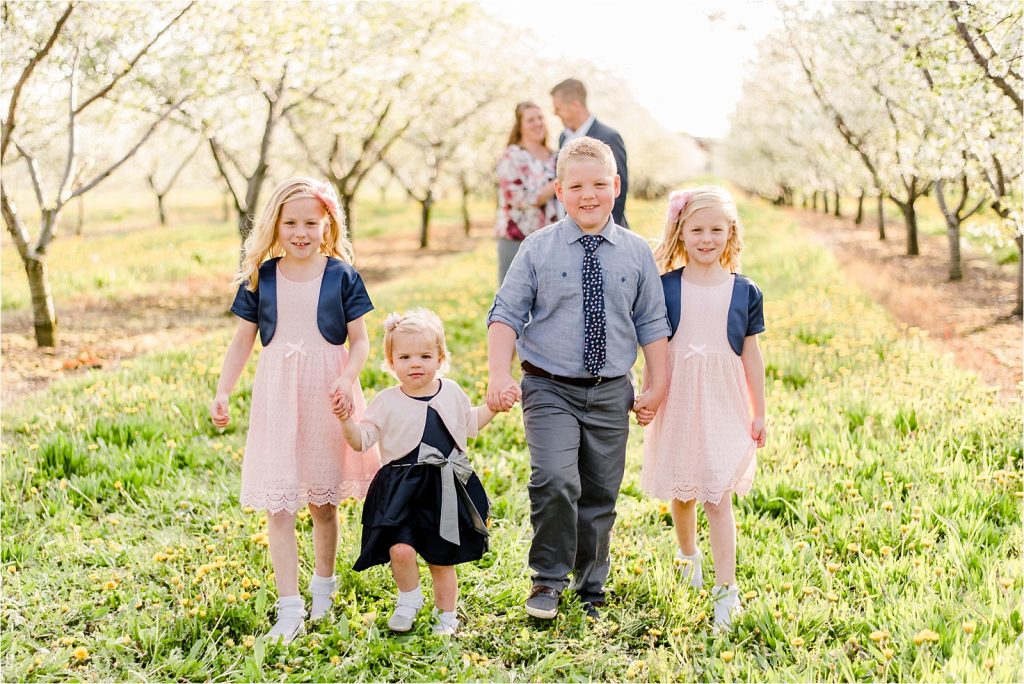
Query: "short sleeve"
230 283 259 323
341 268 373 322
355 394 385 452
747 282 765 336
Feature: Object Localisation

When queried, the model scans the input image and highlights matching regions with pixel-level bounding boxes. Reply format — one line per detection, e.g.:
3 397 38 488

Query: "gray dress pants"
521 373 633 603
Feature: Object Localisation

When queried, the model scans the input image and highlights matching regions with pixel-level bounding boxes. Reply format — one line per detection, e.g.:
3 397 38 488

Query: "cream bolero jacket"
354 379 483 465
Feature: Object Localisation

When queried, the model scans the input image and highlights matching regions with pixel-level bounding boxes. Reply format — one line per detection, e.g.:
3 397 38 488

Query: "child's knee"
674 498 697 511
308 503 338 525
389 543 417 564
702 499 732 519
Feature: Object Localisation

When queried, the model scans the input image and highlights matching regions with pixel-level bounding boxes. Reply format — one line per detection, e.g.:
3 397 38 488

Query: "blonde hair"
235 177 353 290
556 136 616 181
653 185 745 273
381 308 451 377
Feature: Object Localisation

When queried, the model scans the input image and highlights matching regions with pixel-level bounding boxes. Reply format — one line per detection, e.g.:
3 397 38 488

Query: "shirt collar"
567 114 596 138
559 216 619 245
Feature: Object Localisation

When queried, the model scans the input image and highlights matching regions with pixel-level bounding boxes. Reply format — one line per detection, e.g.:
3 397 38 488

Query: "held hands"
486 375 521 413
631 391 658 426
751 417 767 448
210 393 230 428
331 387 354 421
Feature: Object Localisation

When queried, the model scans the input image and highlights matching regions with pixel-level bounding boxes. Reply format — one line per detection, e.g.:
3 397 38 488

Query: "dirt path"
789 208 1021 400
1 222 490 406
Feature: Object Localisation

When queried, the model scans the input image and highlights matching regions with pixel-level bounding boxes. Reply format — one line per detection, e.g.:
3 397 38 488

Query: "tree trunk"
75 195 84 235
801 193 808 209
945 217 963 280
157 193 167 226
822 191 830 215
812 191 819 211
25 254 57 347
896 199 920 256
460 182 471 236
340 193 356 238
419 194 433 249
877 195 886 241
1015 235 1023 316
833 191 841 217
855 190 864 225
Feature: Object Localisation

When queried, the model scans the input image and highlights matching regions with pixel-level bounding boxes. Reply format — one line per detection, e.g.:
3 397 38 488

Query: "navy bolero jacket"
230 257 373 346
661 267 765 355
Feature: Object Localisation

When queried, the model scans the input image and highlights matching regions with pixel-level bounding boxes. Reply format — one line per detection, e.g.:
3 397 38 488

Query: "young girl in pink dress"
210 177 380 643
640 186 767 631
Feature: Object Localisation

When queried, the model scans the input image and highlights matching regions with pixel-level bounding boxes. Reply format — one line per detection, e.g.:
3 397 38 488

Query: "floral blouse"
495 144 558 241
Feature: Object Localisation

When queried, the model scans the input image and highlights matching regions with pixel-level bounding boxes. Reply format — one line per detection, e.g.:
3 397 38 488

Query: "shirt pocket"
537 263 581 308
605 268 638 315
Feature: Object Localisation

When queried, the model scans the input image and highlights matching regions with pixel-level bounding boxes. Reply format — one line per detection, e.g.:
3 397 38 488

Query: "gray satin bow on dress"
416 444 489 545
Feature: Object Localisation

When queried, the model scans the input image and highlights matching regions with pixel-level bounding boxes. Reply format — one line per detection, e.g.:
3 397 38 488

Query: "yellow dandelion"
826 562 841 573
846 543 861 553
781 581 793 591
880 546 892 557
869 629 889 642
330 655 341 665
71 646 89 661
826 592 839 602
791 637 805 647
721 650 734 663
882 647 895 660
962 621 976 634
998 577 1013 589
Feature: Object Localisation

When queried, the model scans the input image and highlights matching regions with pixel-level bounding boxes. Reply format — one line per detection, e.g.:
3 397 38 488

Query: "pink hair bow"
667 190 693 224
383 312 402 333
312 182 341 217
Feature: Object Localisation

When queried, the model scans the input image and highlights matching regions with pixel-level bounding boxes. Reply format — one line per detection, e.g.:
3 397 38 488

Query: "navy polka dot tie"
580 235 606 376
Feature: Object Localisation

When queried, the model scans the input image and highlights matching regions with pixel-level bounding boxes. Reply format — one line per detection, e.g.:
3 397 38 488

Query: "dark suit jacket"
560 118 629 228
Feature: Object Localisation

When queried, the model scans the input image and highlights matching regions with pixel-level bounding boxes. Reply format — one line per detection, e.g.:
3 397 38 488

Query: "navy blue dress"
353 388 489 570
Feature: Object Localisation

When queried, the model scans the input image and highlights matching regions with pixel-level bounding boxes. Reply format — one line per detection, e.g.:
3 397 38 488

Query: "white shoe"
431 609 459 636
388 599 424 632
712 584 742 632
265 599 307 644
675 549 704 589
309 575 337 621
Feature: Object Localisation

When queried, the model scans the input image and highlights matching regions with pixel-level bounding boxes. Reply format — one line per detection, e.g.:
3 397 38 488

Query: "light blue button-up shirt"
487 216 670 378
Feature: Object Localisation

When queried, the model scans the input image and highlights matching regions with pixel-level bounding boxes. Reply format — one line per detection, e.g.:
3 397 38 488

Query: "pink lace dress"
641 275 756 504
240 267 379 513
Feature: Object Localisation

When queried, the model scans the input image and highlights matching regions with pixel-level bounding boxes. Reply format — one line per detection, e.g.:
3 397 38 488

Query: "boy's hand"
751 417 767 448
331 389 353 420
631 391 661 427
487 375 520 412
210 393 230 428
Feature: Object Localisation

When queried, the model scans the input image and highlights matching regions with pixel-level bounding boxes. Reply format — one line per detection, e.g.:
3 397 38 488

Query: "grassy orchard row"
1 198 1021 681
0 191 495 311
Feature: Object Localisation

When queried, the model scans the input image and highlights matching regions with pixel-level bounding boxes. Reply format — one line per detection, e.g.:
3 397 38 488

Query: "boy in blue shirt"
486 136 669 619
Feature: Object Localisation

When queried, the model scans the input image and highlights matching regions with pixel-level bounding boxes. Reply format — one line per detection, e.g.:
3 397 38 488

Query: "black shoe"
583 600 604 621
525 585 560 619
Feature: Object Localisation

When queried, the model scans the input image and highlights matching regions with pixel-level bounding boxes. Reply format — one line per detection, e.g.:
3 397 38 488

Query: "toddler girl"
335 309 501 636
641 186 766 631
210 177 380 643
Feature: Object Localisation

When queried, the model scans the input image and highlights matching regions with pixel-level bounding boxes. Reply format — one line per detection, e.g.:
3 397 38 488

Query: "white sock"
436 609 457 627
278 594 304 609
309 574 337 618
398 586 424 608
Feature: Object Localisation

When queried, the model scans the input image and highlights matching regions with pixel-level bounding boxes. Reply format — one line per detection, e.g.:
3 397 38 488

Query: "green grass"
0 189 494 311
1 197 1021 681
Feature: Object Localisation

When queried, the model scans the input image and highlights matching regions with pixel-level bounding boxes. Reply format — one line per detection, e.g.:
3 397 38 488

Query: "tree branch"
12 138 47 208
73 2 194 115
1 2 75 163
65 97 186 203
949 0 1023 113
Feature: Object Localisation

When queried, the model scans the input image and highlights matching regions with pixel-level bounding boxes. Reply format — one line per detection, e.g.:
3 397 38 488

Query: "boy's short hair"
550 78 587 105
556 136 617 181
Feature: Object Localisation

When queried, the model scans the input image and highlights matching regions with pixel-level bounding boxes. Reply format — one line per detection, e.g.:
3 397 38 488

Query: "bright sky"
481 0 782 139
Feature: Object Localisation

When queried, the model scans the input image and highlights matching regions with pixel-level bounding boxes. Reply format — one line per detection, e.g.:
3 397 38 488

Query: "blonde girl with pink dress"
210 177 380 643
640 186 767 631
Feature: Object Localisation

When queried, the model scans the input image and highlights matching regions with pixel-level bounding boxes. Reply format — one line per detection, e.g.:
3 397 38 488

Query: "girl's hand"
499 386 520 408
210 394 230 428
751 417 767 448
631 390 661 426
331 390 353 420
